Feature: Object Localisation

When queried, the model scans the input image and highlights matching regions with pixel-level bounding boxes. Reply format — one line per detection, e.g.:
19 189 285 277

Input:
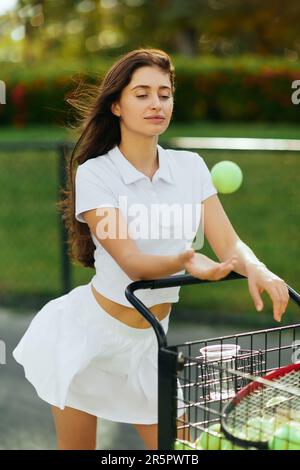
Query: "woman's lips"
145 117 165 122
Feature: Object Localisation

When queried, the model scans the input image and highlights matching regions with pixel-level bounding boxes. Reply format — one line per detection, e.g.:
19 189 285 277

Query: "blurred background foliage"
0 0 299 326
1 0 300 61
1 0 299 125
1 55 300 125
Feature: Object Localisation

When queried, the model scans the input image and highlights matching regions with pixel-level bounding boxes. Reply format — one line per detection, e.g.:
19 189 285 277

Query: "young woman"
13 48 289 451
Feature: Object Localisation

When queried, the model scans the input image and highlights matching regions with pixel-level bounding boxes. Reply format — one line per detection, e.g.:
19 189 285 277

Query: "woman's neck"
118 138 159 177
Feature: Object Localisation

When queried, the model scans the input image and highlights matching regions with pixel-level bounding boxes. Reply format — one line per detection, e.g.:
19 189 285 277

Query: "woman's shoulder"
163 145 200 158
75 152 118 190
77 152 116 182
162 145 203 170
78 152 111 171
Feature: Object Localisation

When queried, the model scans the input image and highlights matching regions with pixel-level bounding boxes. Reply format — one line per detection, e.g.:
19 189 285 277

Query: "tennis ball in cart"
269 422 300 450
266 395 289 408
211 161 243 194
195 423 245 450
244 416 277 441
174 439 198 450
196 423 224 450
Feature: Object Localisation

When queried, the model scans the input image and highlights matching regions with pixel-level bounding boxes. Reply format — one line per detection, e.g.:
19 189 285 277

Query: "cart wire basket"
125 272 300 451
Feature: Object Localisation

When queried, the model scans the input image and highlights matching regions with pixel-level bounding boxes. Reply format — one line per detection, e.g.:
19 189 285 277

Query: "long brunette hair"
57 48 175 269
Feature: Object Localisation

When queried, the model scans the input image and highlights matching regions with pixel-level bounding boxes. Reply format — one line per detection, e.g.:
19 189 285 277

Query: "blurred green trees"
1 0 299 64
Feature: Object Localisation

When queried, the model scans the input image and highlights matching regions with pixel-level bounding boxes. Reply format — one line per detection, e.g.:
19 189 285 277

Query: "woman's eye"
136 95 171 99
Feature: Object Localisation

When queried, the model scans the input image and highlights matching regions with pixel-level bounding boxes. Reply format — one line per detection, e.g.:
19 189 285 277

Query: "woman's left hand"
246 263 290 322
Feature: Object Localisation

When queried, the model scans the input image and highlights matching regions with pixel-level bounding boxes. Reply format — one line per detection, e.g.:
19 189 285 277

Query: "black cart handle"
125 272 300 349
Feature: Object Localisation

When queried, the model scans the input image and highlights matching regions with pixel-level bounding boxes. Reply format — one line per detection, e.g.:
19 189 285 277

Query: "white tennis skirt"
12 281 186 424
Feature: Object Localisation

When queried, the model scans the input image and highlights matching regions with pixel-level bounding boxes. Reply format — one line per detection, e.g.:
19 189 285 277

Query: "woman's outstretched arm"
202 194 290 321
82 207 237 283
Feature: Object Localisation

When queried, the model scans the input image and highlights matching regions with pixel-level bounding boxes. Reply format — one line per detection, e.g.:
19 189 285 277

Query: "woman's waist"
91 284 172 329
91 272 181 305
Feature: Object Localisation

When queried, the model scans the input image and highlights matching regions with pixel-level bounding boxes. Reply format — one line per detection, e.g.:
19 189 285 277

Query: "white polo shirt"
75 143 217 308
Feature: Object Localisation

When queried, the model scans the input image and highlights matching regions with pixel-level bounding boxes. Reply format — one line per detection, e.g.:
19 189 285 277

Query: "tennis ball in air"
211 161 243 194
269 422 300 450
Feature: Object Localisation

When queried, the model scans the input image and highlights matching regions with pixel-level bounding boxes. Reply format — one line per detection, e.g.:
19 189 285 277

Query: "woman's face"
111 65 174 137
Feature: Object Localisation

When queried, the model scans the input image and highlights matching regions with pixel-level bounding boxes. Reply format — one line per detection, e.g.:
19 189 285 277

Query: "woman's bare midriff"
91 284 172 329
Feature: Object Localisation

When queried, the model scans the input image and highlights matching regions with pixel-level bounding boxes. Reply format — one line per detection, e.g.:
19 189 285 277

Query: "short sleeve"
75 164 119 223
193 153 218 202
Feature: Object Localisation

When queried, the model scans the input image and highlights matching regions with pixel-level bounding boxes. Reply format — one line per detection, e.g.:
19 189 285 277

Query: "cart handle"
125 272 300 349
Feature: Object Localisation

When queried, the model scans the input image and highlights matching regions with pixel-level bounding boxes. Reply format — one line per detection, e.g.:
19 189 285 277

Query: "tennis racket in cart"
221 362 300 449
125 272 300 450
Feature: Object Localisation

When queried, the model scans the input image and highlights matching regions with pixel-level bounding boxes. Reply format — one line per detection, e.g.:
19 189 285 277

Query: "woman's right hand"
178 249 238 281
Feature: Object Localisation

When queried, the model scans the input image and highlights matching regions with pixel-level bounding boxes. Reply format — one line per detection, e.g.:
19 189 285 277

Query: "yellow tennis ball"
196 423 244 450
196 423 239 450
245 417 276 441
174 439 196 450
269 422 300 450
211 161 243 194
196 423 223 450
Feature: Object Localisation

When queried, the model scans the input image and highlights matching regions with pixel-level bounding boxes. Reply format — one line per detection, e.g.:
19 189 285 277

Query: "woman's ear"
111 102 121 117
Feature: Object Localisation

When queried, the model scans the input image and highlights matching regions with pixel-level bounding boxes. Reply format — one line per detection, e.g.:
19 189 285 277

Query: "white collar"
108 144 175 185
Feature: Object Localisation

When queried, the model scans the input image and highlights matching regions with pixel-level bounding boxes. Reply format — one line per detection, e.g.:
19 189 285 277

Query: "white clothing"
12 142 216 425
75 144 217 308
13 282 186 424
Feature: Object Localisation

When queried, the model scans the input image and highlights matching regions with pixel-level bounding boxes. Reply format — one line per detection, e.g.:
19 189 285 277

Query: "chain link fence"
0 142 80 311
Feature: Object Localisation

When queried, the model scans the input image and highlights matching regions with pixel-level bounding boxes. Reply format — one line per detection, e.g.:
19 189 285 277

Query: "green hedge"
0 55 299 125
